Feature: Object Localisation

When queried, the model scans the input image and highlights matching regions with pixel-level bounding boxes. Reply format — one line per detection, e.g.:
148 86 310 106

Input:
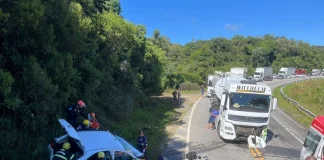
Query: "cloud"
192 17 197 23
224 23 242 32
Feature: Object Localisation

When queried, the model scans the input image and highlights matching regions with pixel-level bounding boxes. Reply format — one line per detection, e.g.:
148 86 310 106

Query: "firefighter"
89 112 100 130
53 142 76 160
77 119 95 131
97 152 105 160
66 100 87 128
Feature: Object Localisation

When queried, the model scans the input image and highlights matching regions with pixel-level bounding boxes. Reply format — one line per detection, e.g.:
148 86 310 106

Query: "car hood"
58 119 81 142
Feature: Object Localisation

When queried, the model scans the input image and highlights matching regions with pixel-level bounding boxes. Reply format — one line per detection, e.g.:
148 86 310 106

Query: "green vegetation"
1 0 324 159
273 80 324 127
110 97 177 159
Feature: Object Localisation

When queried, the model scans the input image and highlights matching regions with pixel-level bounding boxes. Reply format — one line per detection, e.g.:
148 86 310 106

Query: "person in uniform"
66 100 87 128
137 130 148 160
53 142 76 160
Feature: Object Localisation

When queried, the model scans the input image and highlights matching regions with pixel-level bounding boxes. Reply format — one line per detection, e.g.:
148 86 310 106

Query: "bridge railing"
279 77 324 118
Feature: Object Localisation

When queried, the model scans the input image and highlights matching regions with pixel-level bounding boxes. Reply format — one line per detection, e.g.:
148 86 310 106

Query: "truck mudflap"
247 135 267 148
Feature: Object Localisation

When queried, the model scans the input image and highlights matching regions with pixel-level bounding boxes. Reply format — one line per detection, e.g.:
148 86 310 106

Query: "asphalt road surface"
163 76 323 160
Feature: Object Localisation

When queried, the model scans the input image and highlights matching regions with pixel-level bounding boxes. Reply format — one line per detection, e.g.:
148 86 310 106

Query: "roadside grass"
273 79 324 127
107 92 200 159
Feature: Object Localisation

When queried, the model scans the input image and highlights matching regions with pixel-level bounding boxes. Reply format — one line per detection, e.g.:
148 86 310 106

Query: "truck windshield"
279 71 285 74
229 93 271 113
303 128 322 155
254 72 261 75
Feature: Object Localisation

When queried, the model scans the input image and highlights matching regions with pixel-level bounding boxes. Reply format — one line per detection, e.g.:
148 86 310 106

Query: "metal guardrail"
279 77 324 118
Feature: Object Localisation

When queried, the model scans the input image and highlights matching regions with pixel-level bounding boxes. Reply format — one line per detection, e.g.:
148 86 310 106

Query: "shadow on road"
162 140 226 159
266 128 279 143
261 145 301 159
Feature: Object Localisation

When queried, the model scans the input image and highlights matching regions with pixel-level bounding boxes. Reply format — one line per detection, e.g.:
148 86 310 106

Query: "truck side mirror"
221 94 226 107
272 98 277 110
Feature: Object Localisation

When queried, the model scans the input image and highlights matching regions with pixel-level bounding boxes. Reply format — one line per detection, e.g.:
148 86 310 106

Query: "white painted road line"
272 116 303 144
186 97 202 153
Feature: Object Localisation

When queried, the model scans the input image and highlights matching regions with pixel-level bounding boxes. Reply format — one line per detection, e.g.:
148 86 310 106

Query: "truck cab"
214 73 277 141
300 116 324 160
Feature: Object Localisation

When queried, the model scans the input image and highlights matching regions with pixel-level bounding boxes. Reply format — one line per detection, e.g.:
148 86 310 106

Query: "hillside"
1 0 324 159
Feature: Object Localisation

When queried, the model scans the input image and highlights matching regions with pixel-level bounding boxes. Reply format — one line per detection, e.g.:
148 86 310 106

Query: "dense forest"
1 0 324 159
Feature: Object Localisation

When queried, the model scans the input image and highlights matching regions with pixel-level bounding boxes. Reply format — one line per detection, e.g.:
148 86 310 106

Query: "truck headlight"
225 126 233 131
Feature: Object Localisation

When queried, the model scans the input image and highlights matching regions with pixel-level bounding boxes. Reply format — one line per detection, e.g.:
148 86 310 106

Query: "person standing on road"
177 89 181 104
200 85 204 97
66 100 87 128
207 105 219 130
137 130 148 160
172 90 177 104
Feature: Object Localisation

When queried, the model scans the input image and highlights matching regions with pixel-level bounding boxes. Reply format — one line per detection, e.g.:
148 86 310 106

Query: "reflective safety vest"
261 127 268 141
90 117 100 130
53 149 75 160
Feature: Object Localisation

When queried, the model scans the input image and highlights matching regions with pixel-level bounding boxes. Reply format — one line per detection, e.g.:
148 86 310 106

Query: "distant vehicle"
295 69 307 75
212 71 277 147
300 116 324 160
273 74 278 79
278 67 296 78
312 69 322 76
207 75 215 98
297 74 306 78
287 74 296 79
230 67 248 79
48 119 143 160
253 67 273 81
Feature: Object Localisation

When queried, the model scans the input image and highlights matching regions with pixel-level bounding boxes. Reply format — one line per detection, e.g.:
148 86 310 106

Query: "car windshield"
303 129 322 155
115 136 143 158
229 93 271 113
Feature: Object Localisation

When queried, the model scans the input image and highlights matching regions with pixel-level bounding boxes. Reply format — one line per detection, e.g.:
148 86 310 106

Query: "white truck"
230 67 248 78
312 69 322 76
213 71 277 147
207 75 215 98
278 67 296 79
253 67 273 82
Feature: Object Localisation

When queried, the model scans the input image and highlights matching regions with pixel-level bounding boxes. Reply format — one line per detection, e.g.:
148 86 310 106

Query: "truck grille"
228 114 269 123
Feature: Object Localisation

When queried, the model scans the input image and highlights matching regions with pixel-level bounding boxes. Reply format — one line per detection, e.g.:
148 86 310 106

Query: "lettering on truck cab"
236 85 266 93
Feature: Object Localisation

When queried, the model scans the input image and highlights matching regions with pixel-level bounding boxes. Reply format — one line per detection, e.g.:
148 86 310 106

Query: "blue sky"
120 0 324 46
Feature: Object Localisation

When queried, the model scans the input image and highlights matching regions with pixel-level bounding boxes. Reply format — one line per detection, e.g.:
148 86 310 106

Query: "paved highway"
163 77 322 160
